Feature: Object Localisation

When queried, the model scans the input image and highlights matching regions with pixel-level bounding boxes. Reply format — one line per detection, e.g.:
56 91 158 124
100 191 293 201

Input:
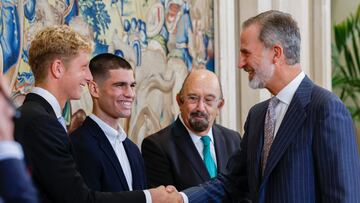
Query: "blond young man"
14 25 180 203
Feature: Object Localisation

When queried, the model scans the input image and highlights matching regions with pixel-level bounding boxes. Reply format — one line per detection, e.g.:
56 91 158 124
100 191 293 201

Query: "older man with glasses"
141 69 241 203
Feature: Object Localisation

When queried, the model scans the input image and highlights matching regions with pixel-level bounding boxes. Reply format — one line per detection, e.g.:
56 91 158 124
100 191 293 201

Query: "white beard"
249 61 274 89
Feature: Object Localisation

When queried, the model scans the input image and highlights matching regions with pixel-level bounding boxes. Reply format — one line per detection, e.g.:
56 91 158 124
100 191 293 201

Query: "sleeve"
0 141 24 161
0 158 38 203
313 97 360 202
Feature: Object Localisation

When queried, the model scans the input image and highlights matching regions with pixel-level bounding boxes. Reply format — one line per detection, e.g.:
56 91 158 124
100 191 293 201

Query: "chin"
70 94 82 100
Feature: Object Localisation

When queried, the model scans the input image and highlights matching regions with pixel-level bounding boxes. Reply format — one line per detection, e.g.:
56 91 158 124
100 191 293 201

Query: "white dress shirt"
32 87 68 131
0 141 23 161
179 115 217 165
32 87 62 118
273 71 305 137
89 114 133 190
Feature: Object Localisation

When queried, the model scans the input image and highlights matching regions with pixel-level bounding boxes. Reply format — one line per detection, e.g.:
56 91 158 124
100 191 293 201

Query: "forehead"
183 75 220 96
240 24 262 50
70 51 90 63
106 68 135 82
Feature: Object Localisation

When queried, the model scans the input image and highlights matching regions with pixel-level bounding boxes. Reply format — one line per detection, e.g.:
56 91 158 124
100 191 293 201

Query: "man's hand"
149 185 183 203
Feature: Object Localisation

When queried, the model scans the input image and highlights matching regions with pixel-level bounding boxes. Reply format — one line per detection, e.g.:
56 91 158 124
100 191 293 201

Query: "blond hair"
28 25 92 84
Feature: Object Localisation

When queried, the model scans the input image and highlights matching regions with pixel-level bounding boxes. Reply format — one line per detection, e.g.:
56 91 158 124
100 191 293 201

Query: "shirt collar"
89 114 126 142
31 87 62 118
275 71 305 105
178 115 214 144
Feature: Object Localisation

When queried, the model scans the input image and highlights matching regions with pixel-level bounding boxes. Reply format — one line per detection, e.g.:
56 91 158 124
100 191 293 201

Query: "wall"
0 0 216 146
217 0 331 134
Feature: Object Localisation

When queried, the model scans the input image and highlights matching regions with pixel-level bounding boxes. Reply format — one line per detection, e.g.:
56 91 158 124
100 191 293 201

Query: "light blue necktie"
201 135 217 178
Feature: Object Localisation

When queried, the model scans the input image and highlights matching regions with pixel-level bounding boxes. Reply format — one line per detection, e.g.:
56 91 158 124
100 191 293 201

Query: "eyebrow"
240 48 250 54
187 93 217 98
112 81 137 86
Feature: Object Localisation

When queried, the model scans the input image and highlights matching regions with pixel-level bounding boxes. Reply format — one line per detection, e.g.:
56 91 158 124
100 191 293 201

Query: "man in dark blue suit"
0 75 37 203
177 10 360 202
70 53 147 192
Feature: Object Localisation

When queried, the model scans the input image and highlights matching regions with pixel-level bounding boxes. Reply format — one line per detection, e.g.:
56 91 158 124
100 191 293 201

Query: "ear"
49 59 64 79
88 81 100 98
217 98 224 109
272 44 283 65
176 93 183 106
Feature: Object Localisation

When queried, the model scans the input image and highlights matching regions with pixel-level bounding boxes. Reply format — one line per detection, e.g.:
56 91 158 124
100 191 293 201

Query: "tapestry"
1 0 214 145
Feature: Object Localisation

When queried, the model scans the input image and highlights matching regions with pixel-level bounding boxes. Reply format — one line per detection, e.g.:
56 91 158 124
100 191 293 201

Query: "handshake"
149 185 184 203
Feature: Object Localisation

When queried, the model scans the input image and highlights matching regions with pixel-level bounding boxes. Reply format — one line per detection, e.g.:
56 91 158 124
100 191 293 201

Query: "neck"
36 82 66 110
266 64 301 95
93 106 119 130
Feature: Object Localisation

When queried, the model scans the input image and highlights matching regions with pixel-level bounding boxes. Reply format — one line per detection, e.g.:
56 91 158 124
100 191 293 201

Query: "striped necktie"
262 97 280 175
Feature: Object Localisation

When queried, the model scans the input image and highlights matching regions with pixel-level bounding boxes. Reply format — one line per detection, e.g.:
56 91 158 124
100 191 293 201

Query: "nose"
238 54 245 69
85 66 93 82
195 98 206 111
124 85 135 98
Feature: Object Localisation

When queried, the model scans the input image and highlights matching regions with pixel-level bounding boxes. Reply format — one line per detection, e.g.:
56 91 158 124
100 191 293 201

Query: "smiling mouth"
119 101 133 108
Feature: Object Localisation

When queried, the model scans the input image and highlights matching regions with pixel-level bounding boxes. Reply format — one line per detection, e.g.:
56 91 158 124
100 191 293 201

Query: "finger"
165 185 177 193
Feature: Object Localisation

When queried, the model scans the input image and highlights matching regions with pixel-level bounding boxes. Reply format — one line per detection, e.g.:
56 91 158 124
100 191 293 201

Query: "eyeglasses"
183 95 220 107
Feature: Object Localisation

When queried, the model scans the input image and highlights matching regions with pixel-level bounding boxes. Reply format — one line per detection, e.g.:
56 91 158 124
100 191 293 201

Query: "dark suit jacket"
0 158 38 203
184 76 360 203
141 117 241 192
70 117 146 192
14 93 145 203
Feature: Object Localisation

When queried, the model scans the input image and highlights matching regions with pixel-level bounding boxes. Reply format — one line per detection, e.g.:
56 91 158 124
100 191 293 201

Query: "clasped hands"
150 185 183 203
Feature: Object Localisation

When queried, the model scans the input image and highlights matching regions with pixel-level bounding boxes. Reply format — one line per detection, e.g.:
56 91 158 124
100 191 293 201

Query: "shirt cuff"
0 141 24 161
180 192 189 203
144 189 152 203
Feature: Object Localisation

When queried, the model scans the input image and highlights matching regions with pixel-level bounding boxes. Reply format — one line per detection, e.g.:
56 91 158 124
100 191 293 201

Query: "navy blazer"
70 117 147 192
15 93 145 203
141 117 241 192
0 158 38 203
184 76 360 203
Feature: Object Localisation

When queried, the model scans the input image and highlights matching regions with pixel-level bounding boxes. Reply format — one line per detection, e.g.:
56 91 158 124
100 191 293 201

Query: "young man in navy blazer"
70 53 147 192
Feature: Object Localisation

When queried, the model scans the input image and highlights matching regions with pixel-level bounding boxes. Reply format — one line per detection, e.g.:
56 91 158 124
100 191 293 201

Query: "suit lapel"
261 77 313 182
122 139 141 190
173 118 210 181
213 125 227 173
248 104 268 189
84 118 129 190
24 93 57 118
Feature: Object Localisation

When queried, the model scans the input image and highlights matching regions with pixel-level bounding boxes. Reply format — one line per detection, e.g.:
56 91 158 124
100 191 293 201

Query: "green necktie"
201 135 217 178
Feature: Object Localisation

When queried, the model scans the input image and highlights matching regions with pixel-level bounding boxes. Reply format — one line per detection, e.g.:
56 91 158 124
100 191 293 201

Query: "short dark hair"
243 10 301 65
89 53 132 83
